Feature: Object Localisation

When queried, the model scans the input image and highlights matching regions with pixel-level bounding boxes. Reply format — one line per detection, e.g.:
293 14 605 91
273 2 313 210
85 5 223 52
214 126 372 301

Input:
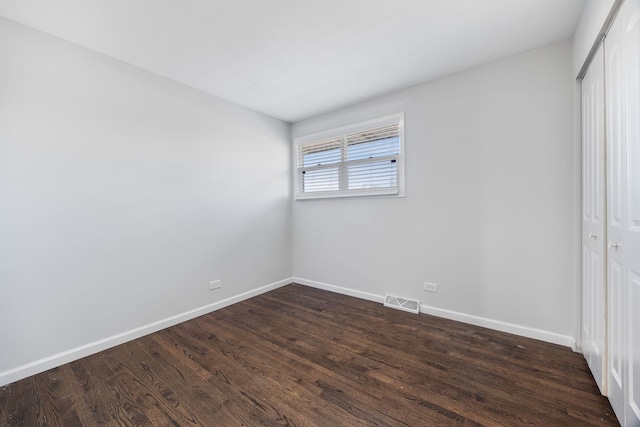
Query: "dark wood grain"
0 283 619 426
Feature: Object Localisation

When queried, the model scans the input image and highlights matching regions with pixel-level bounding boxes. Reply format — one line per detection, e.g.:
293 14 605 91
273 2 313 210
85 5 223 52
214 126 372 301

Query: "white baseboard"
418 304 576 349
294 277 576 350
0 277 293 387
293 277 385 304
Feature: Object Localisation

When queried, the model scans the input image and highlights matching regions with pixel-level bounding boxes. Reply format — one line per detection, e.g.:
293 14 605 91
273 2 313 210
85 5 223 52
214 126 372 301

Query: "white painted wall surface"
572 0 615 76
0 18 292 382
292 40 576 343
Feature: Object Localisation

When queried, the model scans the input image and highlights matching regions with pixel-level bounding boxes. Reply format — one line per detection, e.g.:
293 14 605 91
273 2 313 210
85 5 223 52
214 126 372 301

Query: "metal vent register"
383 294 420 314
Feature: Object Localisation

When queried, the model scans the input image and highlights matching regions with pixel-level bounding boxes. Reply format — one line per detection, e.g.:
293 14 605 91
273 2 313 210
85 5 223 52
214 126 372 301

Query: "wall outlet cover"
424 282 438 293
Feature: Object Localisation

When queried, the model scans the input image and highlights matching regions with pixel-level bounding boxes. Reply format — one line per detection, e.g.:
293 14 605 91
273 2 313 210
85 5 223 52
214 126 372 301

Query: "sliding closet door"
604 1 640 424
626 28 640 421
582 45 607 394
605 8 628 418
619 2 640 425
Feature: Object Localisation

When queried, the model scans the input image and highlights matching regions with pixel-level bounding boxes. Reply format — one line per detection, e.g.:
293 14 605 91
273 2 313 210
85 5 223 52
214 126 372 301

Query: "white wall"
292 39 576 346
0 17 292 385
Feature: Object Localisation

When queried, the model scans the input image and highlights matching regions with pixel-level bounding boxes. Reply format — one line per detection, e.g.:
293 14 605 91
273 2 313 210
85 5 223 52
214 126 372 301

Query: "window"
294 113 404 199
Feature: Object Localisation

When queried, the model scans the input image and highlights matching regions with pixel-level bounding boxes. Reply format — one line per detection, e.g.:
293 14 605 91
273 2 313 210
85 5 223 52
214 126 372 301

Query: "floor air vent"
383 294 420 314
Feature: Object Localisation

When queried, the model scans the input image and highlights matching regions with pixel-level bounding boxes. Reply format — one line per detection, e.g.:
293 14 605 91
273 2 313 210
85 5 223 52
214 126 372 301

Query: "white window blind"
294 113 404 200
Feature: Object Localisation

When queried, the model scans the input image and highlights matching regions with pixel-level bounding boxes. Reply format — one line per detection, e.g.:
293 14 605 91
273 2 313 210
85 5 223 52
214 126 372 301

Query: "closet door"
621 2 640 425
605 0 640 424
582 45 607 394
605 7 628 418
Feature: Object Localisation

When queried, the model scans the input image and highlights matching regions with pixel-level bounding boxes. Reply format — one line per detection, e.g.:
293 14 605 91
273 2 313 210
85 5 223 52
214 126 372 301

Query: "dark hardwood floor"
0 283 618 426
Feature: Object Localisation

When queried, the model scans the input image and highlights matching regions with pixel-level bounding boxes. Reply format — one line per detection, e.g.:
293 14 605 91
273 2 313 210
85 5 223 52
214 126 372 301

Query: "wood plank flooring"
0 283 619 426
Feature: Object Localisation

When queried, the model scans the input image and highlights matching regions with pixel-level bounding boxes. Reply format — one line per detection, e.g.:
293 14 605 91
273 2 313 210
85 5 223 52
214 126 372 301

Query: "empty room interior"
1 0 639 426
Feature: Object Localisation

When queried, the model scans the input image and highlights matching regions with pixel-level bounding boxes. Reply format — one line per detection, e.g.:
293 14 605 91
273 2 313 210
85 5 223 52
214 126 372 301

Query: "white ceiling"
0 0 586 122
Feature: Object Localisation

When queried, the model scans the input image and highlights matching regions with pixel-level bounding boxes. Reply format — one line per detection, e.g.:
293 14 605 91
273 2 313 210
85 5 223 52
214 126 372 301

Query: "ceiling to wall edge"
577 0 624 80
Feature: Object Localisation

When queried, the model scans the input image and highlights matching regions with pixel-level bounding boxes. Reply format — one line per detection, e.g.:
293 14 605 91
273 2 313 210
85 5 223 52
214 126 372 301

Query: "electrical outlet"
209 280 221 290
423 282 438 293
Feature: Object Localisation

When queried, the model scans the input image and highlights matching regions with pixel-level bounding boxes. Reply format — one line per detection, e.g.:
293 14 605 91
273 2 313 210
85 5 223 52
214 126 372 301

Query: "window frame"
293 113 405 200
